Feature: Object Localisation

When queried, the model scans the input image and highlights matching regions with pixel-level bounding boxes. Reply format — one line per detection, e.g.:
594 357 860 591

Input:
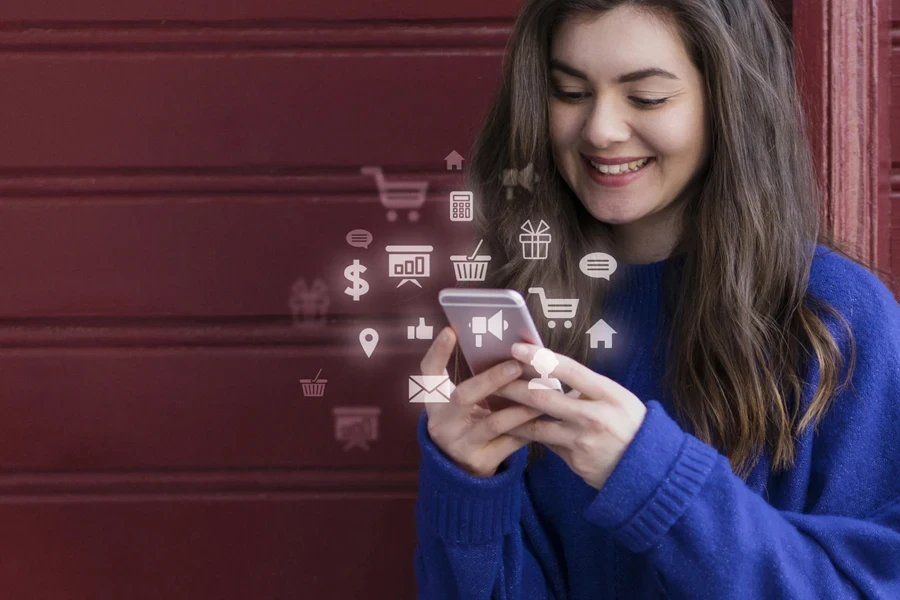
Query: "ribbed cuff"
416 411 527 545
583 400 719 553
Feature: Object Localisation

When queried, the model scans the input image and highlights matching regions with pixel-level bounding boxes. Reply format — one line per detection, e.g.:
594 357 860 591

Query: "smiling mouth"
584 156 654 175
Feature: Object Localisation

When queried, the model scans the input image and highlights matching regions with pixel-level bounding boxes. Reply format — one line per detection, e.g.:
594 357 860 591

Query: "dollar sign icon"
343 259 369 301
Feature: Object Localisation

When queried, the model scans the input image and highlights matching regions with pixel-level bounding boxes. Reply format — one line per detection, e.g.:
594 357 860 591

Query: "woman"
415 0 900 598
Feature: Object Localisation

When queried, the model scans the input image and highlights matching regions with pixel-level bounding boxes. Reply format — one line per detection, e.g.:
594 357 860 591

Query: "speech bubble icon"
346 229 373 249
579 252 617 279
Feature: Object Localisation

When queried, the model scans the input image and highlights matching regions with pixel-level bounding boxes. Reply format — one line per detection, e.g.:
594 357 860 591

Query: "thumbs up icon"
407 317 434 341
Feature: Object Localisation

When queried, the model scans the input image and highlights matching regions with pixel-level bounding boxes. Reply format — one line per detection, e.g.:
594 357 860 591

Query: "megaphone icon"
469 310 509 348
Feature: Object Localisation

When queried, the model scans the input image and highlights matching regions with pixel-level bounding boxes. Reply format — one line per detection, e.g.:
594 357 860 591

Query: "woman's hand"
419 327 544 478
495 343 648 490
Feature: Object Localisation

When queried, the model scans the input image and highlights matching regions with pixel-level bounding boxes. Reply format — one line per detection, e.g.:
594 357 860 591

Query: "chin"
582 201 642 225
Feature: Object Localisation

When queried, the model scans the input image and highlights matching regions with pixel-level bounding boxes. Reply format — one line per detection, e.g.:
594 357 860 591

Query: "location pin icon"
359 328 379 358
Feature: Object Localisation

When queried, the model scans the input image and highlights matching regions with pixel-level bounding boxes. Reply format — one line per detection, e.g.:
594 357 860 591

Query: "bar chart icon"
386 245 433 288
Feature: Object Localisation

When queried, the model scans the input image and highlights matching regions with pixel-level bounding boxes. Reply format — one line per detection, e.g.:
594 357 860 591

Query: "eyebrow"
549 58 680 83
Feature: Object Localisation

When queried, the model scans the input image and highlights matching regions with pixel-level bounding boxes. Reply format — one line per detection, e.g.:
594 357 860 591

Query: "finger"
420 327 456 376
510 343 618 404
508 417 574 448
471 404 543 444
449 359 522 408
480 433 531 467
566 389 582 399
495 379 589 423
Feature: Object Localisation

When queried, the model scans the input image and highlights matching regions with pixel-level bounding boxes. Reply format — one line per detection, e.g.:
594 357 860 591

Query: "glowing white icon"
529 348 562 391
408 375 455 403
361 166 428 223
289 277 330 326
407 317 434 340
520 219 551 260
300 368 328 397
449 191 474 222
333 406 381 451
386 245 432 288
359 328 379 357
528 287 580 329
587 318 617 349
343 259 370 301
451 239 490 282
579 252 618 280
445 150 464 171
469 310 508 348
346 229 373 249
503 163 540 200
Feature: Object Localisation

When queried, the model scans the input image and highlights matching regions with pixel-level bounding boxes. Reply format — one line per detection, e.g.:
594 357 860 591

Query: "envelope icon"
408 375 455 403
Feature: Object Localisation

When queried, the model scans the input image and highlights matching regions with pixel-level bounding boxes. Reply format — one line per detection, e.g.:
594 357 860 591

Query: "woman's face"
548 6 710 256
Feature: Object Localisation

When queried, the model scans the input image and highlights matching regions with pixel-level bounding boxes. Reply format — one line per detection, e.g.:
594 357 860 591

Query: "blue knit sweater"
414 244 900 599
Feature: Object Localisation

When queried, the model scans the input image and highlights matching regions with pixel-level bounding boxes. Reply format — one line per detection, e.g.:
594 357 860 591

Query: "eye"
550 87 589 102
631 97 669 108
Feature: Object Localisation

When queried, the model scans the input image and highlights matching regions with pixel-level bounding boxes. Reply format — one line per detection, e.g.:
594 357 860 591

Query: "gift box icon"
519 219 551 260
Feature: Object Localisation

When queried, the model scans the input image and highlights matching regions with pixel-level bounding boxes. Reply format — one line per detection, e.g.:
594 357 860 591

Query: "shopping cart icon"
361 166 429 223
528 287 580 329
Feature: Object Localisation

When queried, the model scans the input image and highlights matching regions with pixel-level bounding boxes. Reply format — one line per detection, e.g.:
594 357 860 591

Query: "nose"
581 97 631 148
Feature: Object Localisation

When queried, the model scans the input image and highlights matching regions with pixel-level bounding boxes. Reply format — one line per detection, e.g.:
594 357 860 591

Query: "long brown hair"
459 0 897 479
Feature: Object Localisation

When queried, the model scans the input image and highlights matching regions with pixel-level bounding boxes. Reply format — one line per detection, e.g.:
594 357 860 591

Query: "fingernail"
511 343 527 357
504 361 520 375
438 328 448 342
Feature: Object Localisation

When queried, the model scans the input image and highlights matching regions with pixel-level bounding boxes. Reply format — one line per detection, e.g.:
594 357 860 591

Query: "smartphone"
438 288 545 381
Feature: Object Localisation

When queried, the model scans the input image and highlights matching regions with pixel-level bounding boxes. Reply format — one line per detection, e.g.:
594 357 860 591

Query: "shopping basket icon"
300 369 328 397
528 287 580 329
450 239 491 282
361 166 429 222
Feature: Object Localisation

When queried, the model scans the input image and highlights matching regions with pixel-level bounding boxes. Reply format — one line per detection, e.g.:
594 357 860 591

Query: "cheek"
549 110 581 148
642 112 704 157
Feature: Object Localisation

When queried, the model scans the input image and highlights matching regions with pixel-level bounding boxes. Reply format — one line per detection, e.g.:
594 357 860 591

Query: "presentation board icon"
333 406 381 451
386 245 433 288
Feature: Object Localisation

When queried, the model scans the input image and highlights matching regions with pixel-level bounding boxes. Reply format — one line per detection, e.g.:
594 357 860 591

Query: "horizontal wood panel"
0 194 482 318
0 495 416 600
0 0 522 21
0 53 500 169
0 344 433 470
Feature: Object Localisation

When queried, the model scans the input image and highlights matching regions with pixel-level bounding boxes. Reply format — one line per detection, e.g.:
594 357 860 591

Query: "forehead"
550 6 691 71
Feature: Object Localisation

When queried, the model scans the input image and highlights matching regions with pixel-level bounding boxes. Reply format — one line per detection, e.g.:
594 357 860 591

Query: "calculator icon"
450 191 474 222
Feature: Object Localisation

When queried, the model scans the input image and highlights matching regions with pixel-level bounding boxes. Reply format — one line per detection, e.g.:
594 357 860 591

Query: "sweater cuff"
416 411 527 545
583 400 719 553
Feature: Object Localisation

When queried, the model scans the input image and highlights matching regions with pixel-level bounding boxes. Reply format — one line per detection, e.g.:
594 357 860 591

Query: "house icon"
586 318 616 349
445 151 464 171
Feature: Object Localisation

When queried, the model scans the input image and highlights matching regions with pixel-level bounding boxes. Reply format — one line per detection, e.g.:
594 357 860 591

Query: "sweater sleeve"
414 412 567 599
583 271 900 599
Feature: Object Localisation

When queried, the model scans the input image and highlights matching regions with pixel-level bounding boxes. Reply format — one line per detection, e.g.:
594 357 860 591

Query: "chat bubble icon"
579 252 617 279
346 229 373 249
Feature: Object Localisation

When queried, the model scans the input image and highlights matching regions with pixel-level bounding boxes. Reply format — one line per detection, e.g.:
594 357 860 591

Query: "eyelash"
549 88 668 108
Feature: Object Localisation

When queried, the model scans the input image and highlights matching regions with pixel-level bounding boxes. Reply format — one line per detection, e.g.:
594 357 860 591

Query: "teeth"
589 157 650 174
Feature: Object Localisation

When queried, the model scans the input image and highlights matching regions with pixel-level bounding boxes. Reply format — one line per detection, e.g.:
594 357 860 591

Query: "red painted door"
0 0 892 598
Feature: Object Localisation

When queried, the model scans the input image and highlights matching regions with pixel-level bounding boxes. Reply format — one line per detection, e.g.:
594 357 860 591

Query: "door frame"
793 0 893 285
